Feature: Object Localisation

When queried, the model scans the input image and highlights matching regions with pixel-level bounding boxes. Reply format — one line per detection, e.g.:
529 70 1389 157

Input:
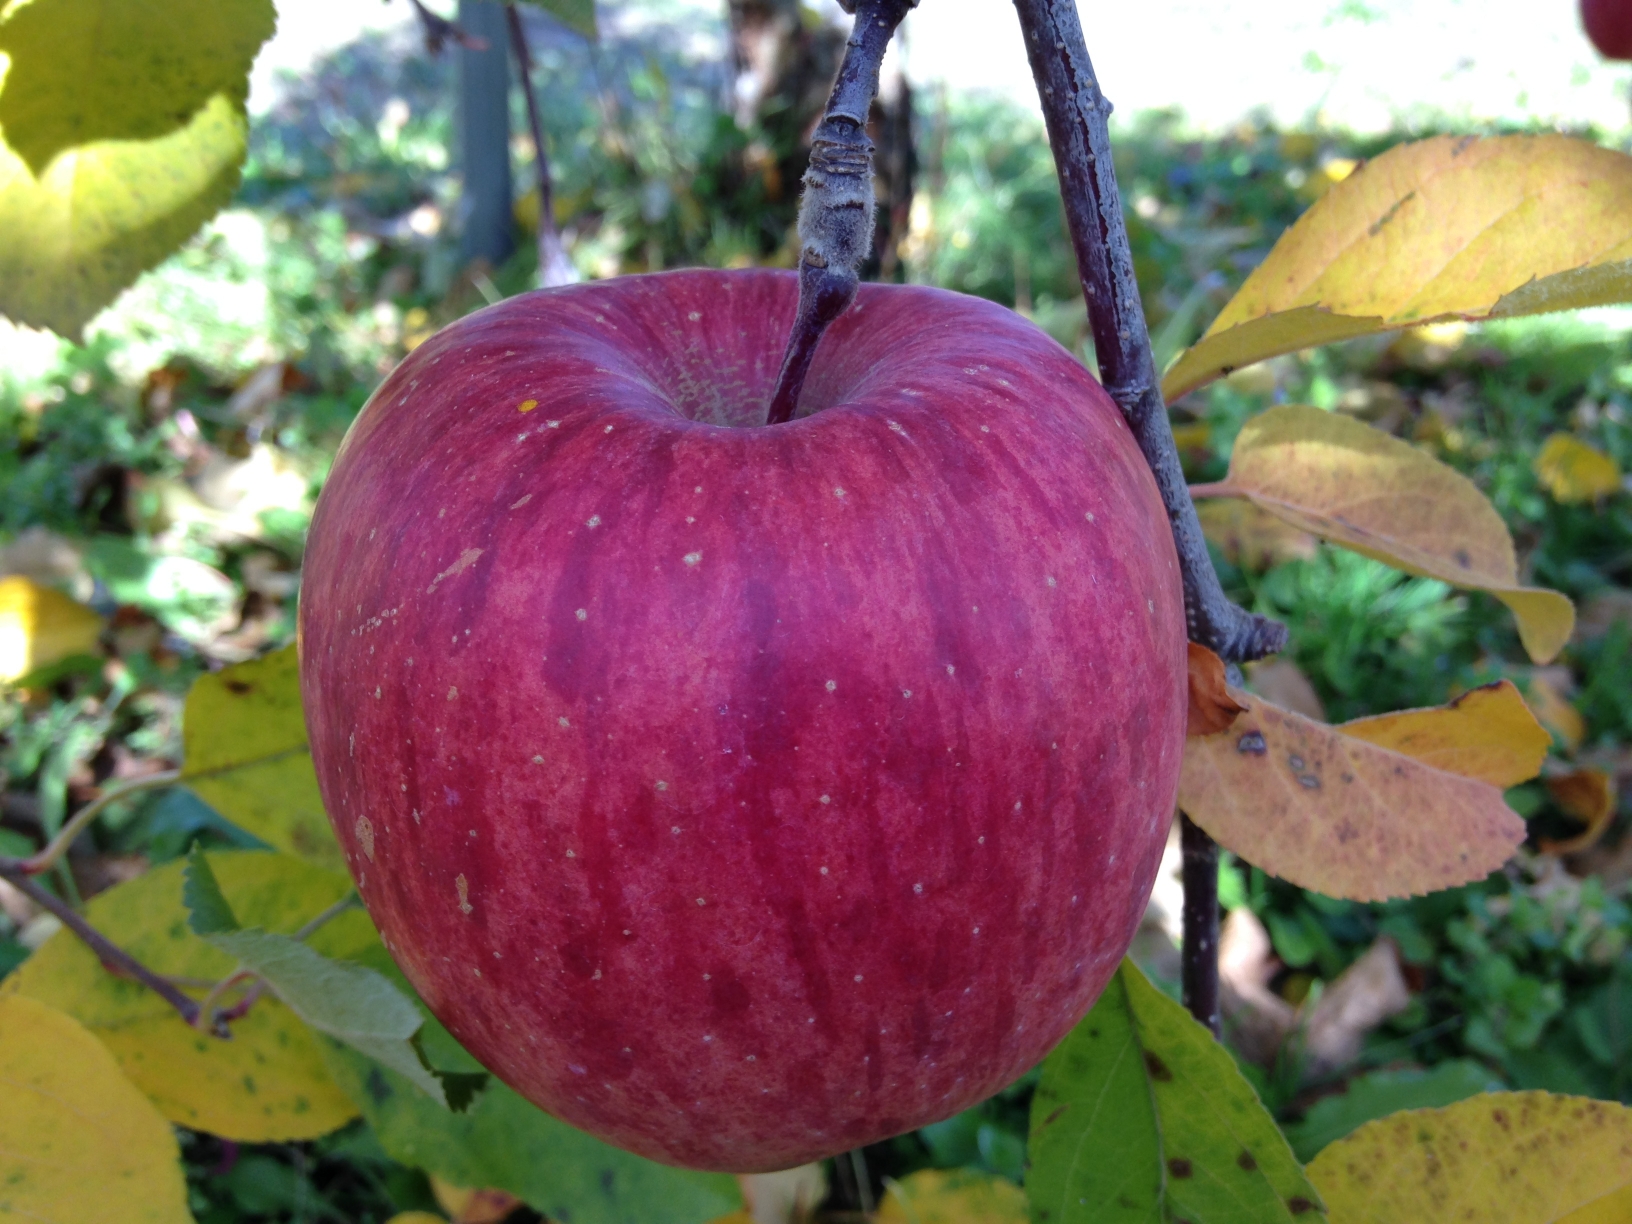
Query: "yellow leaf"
1340 680 1549 788
1525 668 1586 752
1307 1092 1632 1223
3 850 370 1141
1164 135 1632 401
183 644 343 870
0 994 191 1224
0 574 102 682
1179 689 1526 901
876 1169 1028 1224
1195 497 1318 570
1194 405 1575 662
386 1215 449 1224
429 1176 521 1224
1534 433 1622 504
1539 768 1618 855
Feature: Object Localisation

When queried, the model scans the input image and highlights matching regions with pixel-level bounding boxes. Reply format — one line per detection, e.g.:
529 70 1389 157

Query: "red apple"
1583 0 1632 57
298 268 1186 1172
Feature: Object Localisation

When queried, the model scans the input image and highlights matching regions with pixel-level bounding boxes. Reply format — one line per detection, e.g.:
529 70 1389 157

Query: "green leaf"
1027 959 1325 1223
519 0 597 40
322 1032 742 1224
183 843 241 935
1282 1061 1502 1162
0 0 275 175
181 644 344 872
0 0 275 336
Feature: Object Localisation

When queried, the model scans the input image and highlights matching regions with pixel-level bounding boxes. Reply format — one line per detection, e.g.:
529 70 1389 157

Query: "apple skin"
298 268 1186 1172
1583 0 1632 57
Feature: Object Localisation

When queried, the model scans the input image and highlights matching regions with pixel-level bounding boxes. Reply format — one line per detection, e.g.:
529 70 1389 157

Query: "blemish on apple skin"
575 608 588 621
683 552 703 566
825 680 837 692
585 515 602 528
447 686 458 700
945 664 956 676
456 874 473 914
532 755 544 764
833 487 846 499
426 547 484 594
354 815 376 861
559 717 571 728
517 399 538 413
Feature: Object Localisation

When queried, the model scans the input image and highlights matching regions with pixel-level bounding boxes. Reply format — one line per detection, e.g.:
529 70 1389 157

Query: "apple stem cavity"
765 0 916 426
505 3 579 289
1014 0 1285 1037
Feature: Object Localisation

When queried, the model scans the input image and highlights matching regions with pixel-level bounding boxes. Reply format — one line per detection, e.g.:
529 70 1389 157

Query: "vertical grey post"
458 0 515 268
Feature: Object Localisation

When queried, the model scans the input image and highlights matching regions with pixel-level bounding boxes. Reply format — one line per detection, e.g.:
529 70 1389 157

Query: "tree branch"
505 3 579 288
0 862 200 1027
1012 0 1285 1036
765 0 915 425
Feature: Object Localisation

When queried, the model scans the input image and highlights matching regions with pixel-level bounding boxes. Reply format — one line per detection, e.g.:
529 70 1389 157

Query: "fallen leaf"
1306 1092 1632 1222
1525 668 1587 753
1539 769 1618 855
0 994 191 1224
1163 135 1632 401
1534 433 1622 504
876 1169 1028 1224
1179 689 1526 900
1340 680 1549 788
1219 907 1296 1067
0 574 103 682
1188 642 1246 736
1300 939 1411 1079
1247 657 1327 721
1192 405 1575 662
1196 497 1319 570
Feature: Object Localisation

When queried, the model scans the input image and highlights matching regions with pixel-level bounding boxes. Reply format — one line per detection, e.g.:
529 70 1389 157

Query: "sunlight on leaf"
1307 1092 1632 1223
1180 688 1527 900
874 1169 1027 1224
0 574 102 683
1163 135 1632 400
1533 433 1622 504
1340 680 1550 788
183 643 343 870
2 850 371 1141
0 994 192 1224
1193 405 1574 662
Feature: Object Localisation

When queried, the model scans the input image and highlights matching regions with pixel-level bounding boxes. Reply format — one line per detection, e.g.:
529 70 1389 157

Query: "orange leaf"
1163 134 1632 401
1340 680 1549 788
1187 642 1246 736
1539 769 1618 856
1193 405 1575 663
1179 689 1525 901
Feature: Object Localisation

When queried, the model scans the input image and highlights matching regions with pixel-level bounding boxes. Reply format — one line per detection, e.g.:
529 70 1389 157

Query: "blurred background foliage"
2 1 1631 1219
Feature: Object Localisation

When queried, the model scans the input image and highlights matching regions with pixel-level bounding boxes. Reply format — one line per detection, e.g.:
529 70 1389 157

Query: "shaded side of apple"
1584 0 1632 57
299 270 1186 1172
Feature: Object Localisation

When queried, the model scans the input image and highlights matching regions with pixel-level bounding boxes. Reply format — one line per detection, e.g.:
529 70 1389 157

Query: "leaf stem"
0 860 201 1026
505 3 578 288
7 770 180 878
765 0 915 425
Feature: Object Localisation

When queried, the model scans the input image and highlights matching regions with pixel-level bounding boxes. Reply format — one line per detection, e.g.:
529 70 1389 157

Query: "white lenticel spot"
656 780 668 791
604 424 614 433
688 311 701 321
854 974 864 982
1148 599 1155 612
825 680 837 692
820 795 831 804
820 866 829 875
566 849 575 858
903 689 912 698
946 664 956 676
683 551 702 566
833 487 846 498
532 755 544 764
575 608 588 621
447 686 458 700
1086 510 1096 522
696 898 706 906
694 486 703 493
1046 575 1057 588
510 494 532 509
586 515 601 528
913 883 923 894
546 419 560 428
559 716 571 728
672 826 681 834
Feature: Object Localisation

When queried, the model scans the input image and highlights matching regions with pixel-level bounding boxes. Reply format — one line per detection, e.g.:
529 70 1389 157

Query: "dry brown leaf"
1340 680 1549 788
1193 405 1575 662
1246 658 1327 721
1539 769 1618 856
1301 939 1411 1078
1179 689 1526 901
1187 642 1246 736
1163 134 1632 401
1195 497 1319 570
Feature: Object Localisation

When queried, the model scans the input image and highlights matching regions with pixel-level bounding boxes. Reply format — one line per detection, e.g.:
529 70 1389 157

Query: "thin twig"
505 3 579 288
5 770 180 877
0 862 200 1026
1179 814 1221 1038
765 0 916 425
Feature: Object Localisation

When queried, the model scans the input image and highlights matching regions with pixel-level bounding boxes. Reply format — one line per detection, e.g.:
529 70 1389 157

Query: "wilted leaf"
1179 689 1526 900
1534 433 1622 504
323 1032 742 1224
0 573 102 682
1193 405 1575 662
1196 497 1318 570
1307 1092 1632 1222
1340 680 1549 788
0 994 191 1224
1188 642 1246 736
519 0 597 40
1029 959 1323 1223
1282 1061 1501 1163
874 1169 1027 1224
183 644 342 870
1163 135 1632 400
1539 769 1618 855
1525 667 1587 752
2 850 369 1141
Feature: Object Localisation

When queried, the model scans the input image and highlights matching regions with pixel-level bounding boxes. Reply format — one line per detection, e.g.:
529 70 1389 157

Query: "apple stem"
505 4 580 289
765 0 916 425
1013 0 1280 1037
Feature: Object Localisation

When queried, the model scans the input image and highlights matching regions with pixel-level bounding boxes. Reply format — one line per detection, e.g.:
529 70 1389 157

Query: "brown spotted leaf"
1179 689 1526 901
1163 135 1632 401
1193 405 1574 663
1188 642 1247 736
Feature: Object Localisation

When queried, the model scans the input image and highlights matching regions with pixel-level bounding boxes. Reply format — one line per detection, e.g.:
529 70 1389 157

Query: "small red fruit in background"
299 269 1186 1171
1583 0 1632 58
